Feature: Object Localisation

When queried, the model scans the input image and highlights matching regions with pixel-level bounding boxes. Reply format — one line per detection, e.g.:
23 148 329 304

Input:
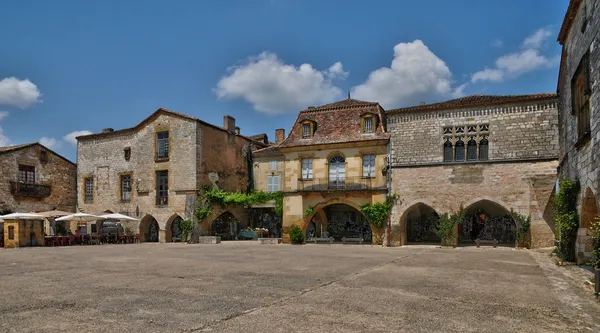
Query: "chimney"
419 101 425 105
275 129 285 144
234 126 240 135
223 115 236 132
102 128 114 133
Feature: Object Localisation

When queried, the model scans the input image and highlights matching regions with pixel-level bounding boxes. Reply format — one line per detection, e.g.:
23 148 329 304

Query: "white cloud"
0 77 42 108
215 52 345 114
39 137 60 149
326 61 349 79
451 83 468 98
522 27 552 49
351 40 452 108
472 68 505 83
471 27 557 83
64 130 92 146
0 127 9 146
490 39 504 48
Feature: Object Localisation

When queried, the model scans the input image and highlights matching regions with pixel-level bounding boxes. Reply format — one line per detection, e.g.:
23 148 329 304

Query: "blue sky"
0 0 567 161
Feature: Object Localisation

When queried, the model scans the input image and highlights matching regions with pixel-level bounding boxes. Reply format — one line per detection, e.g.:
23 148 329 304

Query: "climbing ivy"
510 210 532 244
195 186 283 221
179 219 193 242
360 195 398 229
304 206 314 217
435 209 465 246
553 179 579 262
590 217 600 269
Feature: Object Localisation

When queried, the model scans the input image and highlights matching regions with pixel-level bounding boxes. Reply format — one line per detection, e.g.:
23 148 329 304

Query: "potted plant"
289 225 304 245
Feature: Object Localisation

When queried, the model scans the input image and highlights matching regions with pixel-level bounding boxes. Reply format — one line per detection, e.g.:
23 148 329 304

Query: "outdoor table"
238 230 258 240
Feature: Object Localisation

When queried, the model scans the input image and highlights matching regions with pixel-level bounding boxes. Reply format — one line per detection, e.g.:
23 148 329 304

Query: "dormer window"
301 120 314 138
361 114 376 133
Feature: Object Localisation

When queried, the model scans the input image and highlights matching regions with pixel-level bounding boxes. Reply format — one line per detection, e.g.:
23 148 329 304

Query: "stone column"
159 230 166 243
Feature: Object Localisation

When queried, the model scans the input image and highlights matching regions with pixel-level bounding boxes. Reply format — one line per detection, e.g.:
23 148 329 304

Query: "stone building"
385 94 559 248
250 129 286 237
0 142 76 213
557 0 600 262
262 97 389 243
76 108 266 242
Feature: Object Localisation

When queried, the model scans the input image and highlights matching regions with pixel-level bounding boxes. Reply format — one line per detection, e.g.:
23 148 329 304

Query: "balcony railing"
10 181 51 198
297 177 383 191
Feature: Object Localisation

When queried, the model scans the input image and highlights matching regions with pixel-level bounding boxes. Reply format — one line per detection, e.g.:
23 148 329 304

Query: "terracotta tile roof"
386 93 558 114
252 145 282 157
76 108 267 148
279 97 389 148
0 142 75 165
558 0 583 45
248 133 269 145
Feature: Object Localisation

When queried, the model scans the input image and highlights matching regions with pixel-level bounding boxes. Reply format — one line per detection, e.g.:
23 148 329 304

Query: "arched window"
467 138 477 161
443 139 453 162
455 138 465 161
329 155 346 188
479 138 489 160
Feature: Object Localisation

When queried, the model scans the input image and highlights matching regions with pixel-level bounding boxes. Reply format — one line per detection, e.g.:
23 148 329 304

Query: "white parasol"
55 213 101 222
0 212 45 220
99 213 138 221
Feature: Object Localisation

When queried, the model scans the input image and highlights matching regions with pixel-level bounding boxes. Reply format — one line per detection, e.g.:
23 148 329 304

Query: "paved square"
1 243 599 332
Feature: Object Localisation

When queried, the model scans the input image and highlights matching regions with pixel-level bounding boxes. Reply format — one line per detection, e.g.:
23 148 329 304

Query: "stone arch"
304 198 374 243
138 214 159 242
210 211 239 240
461 199 516 245
400 202 440 244
580 187 598 229
165 214 184 242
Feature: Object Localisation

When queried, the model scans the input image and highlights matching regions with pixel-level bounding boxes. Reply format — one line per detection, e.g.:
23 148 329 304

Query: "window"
121 175 131 201
572 51 591 141
8 226 14 240
301 159 313 179
362 154 376 177
443 140 453 162
302 123 311 138
124 147 131 161
270 160 277 171
479 138 489 160
91 223 97 234
156 170 169 205
18 165 35 183
156 131 169 160
455 138 465 161
467 138 477 161
40 151 48 163
363 116 374 133
84 177 93 203
267 175 280 192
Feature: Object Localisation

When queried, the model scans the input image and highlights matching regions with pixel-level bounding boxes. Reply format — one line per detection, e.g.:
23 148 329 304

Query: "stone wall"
253 154 285 192
557 0 600 262
387 100 559 165
0 144 76 213
388 161 558 248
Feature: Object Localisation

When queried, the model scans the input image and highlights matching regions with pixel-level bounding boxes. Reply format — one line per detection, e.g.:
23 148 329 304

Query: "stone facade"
0 143 76 213
557 0 600 262
76 108 264 242
386 95 559 248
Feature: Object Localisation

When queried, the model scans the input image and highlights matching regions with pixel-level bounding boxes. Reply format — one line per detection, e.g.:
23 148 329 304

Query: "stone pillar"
159 229 166 243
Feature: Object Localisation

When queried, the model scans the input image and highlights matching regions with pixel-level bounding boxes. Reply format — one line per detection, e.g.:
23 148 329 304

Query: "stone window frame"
300 120 315 139
301 158 313 180
83 176 94 204
360 113 377 134
155 130 170 162
40 150 48 164
124 147 131 161
361 154 376 178
18 164 36 183
120 173 133 202
441 123 490 163
571 49 591 146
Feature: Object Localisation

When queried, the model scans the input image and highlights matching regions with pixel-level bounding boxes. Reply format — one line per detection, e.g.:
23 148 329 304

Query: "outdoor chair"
135 234 141 243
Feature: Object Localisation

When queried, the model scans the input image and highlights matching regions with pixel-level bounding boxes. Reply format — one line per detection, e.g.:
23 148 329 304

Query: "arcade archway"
460 200 516 245
403 203 440 244
139 215 160 242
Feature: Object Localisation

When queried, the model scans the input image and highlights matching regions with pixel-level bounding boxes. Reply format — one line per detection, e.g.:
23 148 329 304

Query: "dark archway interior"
212 212 238 240
319 204 371 243
581 188 599 229
461 200 516 245
405 203 440 243
170 216 183 242
140 216 159 242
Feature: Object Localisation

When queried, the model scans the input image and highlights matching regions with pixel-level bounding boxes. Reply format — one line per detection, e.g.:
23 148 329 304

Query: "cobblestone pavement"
1 243 599 332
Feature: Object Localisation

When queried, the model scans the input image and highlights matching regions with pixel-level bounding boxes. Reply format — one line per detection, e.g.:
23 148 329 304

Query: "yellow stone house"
254 96 390 243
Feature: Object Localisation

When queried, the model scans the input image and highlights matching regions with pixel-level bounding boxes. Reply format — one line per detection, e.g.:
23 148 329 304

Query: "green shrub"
304 207 314 217
553 179 579 262
510 210 531 244
179 219 193 243
289 225 304 244
435 209 465 245
590 217 600 269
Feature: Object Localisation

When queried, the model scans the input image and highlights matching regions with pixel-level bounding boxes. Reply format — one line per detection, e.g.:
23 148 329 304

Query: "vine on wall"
553 179 579 262
590 217 600 269
510 210 532 246
435 208 465 247
195 186 283 223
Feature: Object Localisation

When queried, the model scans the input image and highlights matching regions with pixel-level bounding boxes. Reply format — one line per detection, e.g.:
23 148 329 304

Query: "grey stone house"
557 0 600 262
76 108 266 242
385 94 559 248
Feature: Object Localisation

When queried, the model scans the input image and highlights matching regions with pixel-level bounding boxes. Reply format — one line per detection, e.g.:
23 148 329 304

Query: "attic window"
124 147 131 161
301 121 314 138
361 114 376 133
